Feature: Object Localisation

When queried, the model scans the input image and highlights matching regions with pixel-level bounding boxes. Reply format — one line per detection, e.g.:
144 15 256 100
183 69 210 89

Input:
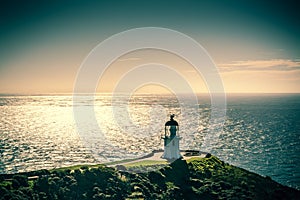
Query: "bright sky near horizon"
0 0 299 94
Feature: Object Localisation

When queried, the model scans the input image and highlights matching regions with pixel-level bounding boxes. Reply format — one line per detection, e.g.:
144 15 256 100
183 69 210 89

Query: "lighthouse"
162 114 182 160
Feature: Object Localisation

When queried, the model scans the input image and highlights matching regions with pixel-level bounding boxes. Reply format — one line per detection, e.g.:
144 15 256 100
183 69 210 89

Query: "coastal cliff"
1 155 299 199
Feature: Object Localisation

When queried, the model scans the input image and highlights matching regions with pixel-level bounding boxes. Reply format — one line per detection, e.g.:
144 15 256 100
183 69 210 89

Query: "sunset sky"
0 0 299 94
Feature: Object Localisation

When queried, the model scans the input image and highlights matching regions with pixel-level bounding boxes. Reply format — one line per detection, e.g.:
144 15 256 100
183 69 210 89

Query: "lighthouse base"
162 136 182 160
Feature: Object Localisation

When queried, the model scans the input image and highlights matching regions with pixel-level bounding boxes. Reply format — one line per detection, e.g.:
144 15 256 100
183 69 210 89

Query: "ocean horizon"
0 93 299 189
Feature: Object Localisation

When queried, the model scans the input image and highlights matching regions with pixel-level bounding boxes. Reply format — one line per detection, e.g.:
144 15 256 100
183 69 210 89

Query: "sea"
0 93 299 189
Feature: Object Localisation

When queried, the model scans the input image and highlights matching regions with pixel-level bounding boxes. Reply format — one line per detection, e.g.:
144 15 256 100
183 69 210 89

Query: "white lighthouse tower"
162 114 182 160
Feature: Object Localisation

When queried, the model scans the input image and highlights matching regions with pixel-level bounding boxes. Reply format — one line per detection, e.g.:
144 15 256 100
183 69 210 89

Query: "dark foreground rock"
0 155 299 199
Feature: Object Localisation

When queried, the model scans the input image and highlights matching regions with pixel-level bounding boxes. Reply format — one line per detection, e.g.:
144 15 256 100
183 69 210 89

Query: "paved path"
108 150 208 167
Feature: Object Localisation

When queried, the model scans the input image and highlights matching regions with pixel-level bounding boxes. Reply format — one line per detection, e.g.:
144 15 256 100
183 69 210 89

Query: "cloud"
117 57 142 62
218 59 300 72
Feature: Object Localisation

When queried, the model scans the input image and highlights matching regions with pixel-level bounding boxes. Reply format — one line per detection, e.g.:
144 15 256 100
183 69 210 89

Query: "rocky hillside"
0 155 299 199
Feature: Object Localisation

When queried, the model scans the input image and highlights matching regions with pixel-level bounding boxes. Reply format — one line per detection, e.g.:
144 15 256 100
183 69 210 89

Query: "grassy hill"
1 154 299 199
